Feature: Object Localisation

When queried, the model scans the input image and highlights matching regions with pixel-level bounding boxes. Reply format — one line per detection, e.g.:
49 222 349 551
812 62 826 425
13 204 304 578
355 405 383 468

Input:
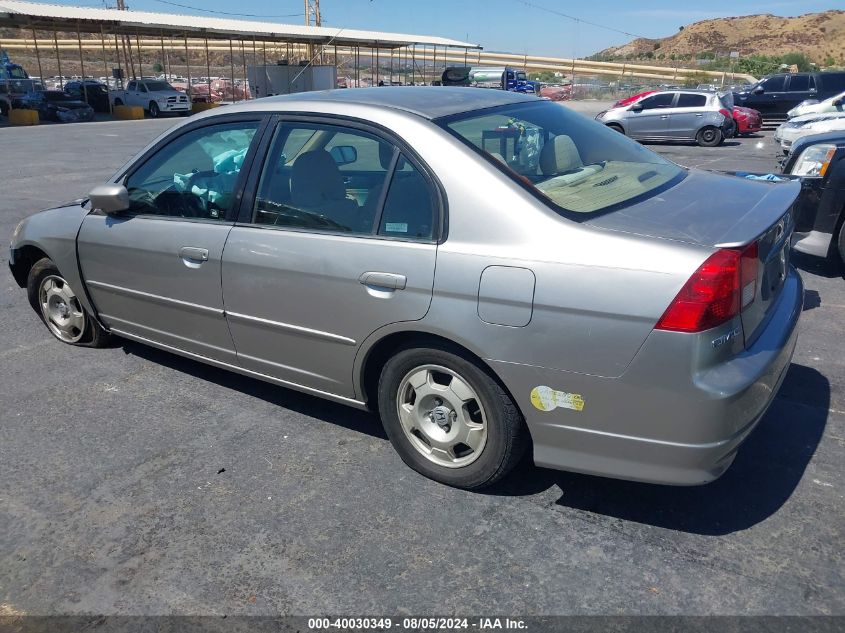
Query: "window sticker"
385 222 408 233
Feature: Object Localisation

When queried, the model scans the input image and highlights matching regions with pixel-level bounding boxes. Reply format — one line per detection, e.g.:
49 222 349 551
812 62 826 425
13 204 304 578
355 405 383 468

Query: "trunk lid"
586 168 799 344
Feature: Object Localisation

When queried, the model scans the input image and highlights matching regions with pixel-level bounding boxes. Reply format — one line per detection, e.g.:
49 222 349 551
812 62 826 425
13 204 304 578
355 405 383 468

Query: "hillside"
593 10 845 65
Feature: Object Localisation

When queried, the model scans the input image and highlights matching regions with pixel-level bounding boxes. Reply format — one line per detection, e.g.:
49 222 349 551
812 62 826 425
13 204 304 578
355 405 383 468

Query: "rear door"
222 117 441 399
626 92 675 139
77 116 264 362
665 92 708 139
784 74 815 113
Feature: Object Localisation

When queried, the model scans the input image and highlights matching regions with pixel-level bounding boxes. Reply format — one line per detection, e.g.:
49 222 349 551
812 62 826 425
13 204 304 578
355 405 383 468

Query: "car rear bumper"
490 268 803 485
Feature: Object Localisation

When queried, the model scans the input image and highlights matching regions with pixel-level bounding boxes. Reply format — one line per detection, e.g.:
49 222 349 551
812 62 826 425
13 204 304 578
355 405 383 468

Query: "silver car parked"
10 88 802 489
596 90 734 146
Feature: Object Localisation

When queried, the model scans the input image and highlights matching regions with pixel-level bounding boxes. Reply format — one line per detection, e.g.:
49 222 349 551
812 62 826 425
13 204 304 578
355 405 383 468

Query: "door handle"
179 246 209 263
695 113 703 117
358 271 407 290
660 115 669 119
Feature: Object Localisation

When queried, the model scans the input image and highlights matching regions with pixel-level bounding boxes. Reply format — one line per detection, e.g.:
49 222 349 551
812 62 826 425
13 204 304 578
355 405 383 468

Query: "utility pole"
304 0 321 26
304 0 321 62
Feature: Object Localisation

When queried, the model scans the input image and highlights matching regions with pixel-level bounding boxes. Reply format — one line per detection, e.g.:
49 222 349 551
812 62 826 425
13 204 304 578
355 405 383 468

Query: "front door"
626 92 675 139
745 75 787 117
78 118 263 362
222 120 440 398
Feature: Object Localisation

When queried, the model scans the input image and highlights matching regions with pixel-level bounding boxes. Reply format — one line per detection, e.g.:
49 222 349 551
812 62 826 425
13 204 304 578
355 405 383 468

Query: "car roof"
235 87 539 120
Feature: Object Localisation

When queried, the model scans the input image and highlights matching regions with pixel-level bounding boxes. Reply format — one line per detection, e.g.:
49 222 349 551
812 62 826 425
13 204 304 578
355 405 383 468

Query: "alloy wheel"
39 275 86 343
396 364 488 468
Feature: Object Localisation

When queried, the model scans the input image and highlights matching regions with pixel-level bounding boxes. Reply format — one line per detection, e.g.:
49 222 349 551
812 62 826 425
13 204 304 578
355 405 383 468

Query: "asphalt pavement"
0 107 843 618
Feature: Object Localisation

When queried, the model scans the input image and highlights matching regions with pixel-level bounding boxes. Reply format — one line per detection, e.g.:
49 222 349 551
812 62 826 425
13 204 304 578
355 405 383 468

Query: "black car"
734 71 845 121
13 90 95 123
63 81 110 113
781 130 845 266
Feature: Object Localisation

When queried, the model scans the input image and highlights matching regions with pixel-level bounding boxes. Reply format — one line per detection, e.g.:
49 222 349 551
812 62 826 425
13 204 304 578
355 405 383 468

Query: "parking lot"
1 104 843 617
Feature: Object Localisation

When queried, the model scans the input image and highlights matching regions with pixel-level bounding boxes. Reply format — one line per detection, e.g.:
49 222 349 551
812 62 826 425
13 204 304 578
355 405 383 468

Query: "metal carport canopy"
0 0 481 48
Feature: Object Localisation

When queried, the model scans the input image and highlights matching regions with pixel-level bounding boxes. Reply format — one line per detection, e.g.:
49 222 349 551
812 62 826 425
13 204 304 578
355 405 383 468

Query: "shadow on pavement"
121 340 828 535
120 340 386 440
792 251 845 280
489 363 829 536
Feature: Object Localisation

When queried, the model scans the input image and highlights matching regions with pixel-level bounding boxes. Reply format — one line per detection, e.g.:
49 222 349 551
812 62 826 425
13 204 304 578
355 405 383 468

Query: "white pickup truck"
111 79 190 117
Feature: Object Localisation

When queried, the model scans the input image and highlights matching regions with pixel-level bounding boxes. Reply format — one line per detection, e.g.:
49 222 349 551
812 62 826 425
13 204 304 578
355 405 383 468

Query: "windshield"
144 81 173 92
438 101 685 215
46 92 76 102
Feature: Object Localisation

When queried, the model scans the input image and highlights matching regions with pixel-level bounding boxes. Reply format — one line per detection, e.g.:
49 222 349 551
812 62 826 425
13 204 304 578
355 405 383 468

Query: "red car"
732 105 762 135
612 90 656 108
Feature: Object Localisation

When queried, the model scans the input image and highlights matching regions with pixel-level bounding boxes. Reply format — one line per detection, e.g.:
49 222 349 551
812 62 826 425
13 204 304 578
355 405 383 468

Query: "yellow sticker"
530 386 585 412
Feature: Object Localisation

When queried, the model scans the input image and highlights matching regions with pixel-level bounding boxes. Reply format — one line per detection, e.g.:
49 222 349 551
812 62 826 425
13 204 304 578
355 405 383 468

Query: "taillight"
655 243 758 333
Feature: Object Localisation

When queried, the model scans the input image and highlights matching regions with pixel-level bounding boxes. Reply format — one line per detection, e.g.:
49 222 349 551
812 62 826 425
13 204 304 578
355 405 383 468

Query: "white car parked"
787 90 845 119
111 79 190 117
774 111 845 153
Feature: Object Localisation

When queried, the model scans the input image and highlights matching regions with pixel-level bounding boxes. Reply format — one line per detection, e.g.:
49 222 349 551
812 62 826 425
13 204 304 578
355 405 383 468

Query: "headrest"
291 150 346 205
539 135 583 175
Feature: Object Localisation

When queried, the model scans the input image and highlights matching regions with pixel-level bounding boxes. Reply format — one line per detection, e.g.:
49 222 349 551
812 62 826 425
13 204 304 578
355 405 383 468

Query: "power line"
515 1 650 40
146 0 304 19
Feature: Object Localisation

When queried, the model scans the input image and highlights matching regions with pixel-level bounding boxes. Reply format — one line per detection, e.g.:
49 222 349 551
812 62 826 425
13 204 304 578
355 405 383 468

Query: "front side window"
253 123 394 234
639 93 675 109
761 76 786 92
127 81 137 91
439 101 684 216
124 121 259 220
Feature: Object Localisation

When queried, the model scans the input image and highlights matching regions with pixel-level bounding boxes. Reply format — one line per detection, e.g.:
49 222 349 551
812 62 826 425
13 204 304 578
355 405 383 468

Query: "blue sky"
58 0 838 57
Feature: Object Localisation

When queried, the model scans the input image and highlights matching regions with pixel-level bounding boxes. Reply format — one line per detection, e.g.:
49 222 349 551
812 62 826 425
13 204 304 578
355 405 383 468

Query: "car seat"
290 150 359 229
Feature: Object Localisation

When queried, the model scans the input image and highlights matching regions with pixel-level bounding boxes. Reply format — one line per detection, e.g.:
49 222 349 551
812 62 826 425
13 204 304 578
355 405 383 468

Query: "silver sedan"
9 88 802 489
596 90 734 146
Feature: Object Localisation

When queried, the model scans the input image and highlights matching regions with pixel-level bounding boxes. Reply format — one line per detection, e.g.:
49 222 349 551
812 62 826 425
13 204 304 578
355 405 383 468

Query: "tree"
153 62 163 73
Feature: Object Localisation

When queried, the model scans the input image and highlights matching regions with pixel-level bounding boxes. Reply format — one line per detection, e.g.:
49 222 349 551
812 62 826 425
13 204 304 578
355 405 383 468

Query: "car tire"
149 102 160 118
606 123 625 134
113 98 123 107
696 126 723 147
836 213 845 268
377 344 528 489
27 258 110 348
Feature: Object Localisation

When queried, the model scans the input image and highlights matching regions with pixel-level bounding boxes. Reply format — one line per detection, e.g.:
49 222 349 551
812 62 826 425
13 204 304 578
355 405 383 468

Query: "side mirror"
329 145 358 166
630 103 643 113
752 86 765 95
88 183 129 214
833 98 843 107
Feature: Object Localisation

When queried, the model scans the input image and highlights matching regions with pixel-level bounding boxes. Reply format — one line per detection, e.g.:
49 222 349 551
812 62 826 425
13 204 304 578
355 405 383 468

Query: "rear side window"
639 93 674 109
378 158 435 240
676 93 707 107
819 73 845 92
788 75 811 91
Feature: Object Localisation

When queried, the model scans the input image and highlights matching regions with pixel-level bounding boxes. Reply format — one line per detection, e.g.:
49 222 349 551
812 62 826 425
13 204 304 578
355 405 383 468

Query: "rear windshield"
437 101 685 216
